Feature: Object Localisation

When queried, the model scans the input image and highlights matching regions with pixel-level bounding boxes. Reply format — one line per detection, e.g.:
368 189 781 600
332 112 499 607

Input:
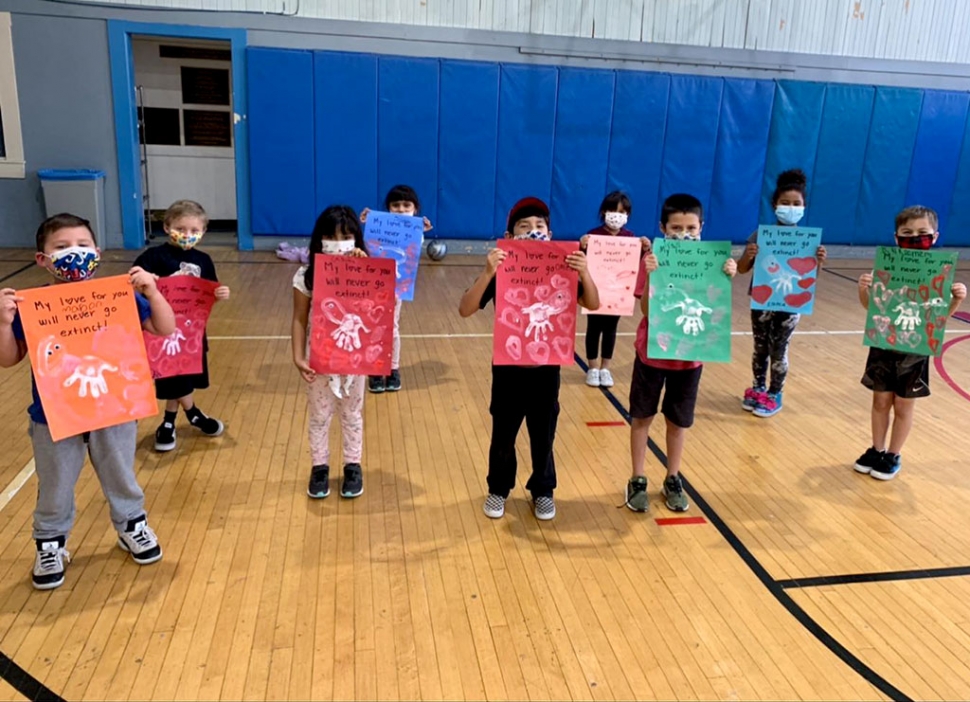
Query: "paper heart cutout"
534 285 552 302
365 344 383 364
929 336 940 355
550 274 570 290
918 284 930 301
706 285 722 303
657 332 672 352
557 312 575 332
552 336 572 360
788 257 817 276
866 328 878 342
784 292 812 308
887 328 897 345
505 335 522 362
751 285 773 304
526 340 550 365
871 282 892 312
797 277 816 289
497 306 525 333
503 287 530 307
873 315 891 334
876 270 891 286
932 272 947 297
936 316 947 327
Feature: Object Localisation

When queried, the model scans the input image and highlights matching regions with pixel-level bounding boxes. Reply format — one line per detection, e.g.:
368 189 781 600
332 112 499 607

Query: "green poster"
864 246 957 357
647 239 733 363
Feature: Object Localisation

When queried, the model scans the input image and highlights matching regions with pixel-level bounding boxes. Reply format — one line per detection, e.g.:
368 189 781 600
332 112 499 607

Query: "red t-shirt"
633 256 703 371
586 225 636 238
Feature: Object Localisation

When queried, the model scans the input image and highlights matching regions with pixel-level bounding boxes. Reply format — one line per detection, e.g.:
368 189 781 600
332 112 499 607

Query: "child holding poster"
737 169 827 418
360 185 433 394
854 205 966 481
292 205 370 500
626 195 736 514
0 213 176 589
459 197 599 521
133 200 230 452
579 191 650 388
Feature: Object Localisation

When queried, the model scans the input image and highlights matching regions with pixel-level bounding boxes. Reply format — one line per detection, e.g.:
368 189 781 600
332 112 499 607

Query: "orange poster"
17 276 157 441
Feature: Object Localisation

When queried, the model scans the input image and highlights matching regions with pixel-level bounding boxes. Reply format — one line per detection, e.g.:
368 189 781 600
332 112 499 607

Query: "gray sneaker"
662 475 689 512
625 476 649 512
532 495 556 521
483 494 506 519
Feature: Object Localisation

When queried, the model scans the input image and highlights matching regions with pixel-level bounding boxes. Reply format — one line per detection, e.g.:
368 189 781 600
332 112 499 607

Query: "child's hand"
349 248 368 258
565 250 587 275
640 237 652 253
485 248 506 276
129 266 159 297
579 234 590 250
643 253 658 274
214 285 231 301
723 258 738 277
745 242 758 258
294 358 316 383
0 288 22 327
859 272 873 290
359 208 370 224
952 282 967 301
423 216 433 232
816 245 827 264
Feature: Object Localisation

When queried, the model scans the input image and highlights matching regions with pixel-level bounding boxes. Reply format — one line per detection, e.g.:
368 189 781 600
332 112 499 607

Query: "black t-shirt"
133 243 218 282
479 277 584 309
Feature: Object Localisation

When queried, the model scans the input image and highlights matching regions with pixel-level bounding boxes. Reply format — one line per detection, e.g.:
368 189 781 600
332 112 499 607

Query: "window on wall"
0 12 24 178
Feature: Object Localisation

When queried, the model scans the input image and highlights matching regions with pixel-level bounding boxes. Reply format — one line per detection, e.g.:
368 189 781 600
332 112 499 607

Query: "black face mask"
896 234 935 250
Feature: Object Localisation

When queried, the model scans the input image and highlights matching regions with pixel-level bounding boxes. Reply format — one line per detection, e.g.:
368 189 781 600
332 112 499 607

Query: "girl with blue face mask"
737 169 827 418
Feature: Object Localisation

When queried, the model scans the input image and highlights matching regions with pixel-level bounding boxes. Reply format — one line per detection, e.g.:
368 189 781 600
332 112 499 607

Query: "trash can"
38 169 107 243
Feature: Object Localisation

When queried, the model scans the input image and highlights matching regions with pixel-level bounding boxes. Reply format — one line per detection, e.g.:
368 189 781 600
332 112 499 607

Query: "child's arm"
291 289 316 383
948 282 967 315
737 240 757 274
130 267 177 336
0 288 26 368
724 258 738 277
816 245 827 269
566 250 600 310
458 249 505 317
858 272 873 310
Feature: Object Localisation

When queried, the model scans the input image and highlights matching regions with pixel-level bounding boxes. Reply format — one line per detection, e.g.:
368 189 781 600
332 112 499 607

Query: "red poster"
309 254 395 376
144 277 218 379
494 240 579 366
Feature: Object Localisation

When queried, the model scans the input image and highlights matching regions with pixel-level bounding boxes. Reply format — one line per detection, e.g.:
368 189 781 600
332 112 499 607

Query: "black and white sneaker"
385 369 402 392
368 376 386 394
117 516 162 565
870 452 902 481
532 495 556 521
341 463 364 498
308 464 330 499
154 420 176 452
33 538 70 590
483 494 506 519
854 447 884 475
186 407 224 437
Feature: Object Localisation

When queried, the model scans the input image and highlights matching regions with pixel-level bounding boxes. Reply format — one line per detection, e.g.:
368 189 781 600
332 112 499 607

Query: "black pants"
585 314 620 360
487 365 560 499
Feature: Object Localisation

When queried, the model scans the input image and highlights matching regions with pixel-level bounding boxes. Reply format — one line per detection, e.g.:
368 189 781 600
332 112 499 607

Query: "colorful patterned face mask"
46 246 100 282
896 234 934 250
169 229 204 250
320 239 357 255
664 230 701 241
514 230 550 241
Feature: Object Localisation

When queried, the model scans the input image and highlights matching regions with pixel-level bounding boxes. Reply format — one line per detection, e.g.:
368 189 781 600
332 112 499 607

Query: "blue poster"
750 225 823 315
363 211 424 302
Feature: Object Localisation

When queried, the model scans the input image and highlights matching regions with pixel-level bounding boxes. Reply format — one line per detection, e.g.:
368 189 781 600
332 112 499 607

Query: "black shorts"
154 352 210 400
861 347 930 398
629 356 703 428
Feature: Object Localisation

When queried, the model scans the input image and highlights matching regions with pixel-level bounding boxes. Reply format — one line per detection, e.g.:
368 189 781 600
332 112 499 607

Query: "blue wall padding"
808 84 875 243
247 48 316 235
761 80 827 223
437 60 501 239
377 57 440 225
494 64 558 234
313 52 378 217
854 87 925 245
605 71 670 237
906 90 970 235
946 113 970 246
550 68 615 238
707 78 775 243
659 76 723 214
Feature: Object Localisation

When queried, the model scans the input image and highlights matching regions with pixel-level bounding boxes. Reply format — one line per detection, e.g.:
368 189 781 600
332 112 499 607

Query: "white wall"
65 0 970 64
133 37 236 220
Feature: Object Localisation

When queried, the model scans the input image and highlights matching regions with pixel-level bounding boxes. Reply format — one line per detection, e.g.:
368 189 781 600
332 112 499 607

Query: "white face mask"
664 230 700 241
320 239 356 255
775 205 805 226
604 212 628 231
514 230 550 241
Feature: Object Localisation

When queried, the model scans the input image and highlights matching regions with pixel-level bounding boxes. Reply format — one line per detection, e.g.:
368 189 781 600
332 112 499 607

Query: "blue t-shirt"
12 291 152 425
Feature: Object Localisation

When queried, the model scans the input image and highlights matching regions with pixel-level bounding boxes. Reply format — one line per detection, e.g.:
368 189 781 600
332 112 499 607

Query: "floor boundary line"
777 565 970 590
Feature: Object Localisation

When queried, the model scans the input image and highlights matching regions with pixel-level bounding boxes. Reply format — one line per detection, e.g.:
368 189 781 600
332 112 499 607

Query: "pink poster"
494 240 579 366
144 277 218 379
309 254 395 376
582 235 641 316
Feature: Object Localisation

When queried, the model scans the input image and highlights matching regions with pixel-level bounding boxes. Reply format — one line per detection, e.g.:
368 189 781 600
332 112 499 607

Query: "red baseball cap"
506 197 550 233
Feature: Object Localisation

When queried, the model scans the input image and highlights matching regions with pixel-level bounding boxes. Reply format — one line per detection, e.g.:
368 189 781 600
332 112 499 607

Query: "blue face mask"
47 246 100 282
514 230 550 241
775 205 805 226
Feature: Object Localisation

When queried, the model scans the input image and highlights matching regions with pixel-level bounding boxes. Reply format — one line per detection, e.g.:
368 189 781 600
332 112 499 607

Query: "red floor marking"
585 421 626 427
655 517 707 526
934 333 970 404
954 311 970 323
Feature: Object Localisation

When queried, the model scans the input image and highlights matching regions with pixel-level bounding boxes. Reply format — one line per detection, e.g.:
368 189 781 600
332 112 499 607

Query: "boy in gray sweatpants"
0 213 177 589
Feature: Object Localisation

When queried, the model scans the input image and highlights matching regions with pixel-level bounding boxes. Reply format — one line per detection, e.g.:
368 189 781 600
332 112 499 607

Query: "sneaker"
32 538 70 590
483 494 506 519
585 368 601 387
368 376 386 394
870 453 902 481
662 475 689 512
307 464 330 498
187 408 224 437
625 476 649 512
341 463 364 498
742 386 765 412
117 516 162 565
532 495 556 521
753 392 782 418
853 447 884 474
154 420 176 452
599 369 614 388
386 369 401 392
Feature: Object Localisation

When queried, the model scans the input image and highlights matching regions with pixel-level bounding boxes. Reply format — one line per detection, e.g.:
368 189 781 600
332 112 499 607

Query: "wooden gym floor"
1 248 969 701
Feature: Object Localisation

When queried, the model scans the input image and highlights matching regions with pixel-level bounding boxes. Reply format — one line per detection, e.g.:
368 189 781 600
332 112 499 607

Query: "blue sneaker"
870 453 902 481
753 391 782 418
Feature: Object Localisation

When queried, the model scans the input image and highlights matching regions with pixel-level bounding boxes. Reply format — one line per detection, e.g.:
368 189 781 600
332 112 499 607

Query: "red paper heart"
784 292 813 308
887 329 897 345
866 328 878 342
497 307 524 333
788 257 817 275
929 336 940 354
876 270 891 286
919 284 930 301
932 272 946 297
797 277 816 289
751 285 773 304
937 316 947 327
505 335 522 362
526 341 550 365
552 336 572 360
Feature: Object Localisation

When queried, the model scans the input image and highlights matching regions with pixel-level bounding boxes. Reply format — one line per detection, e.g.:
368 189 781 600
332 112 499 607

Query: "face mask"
168 230 204 250
664 231 700 241
604 212 628 230
321 239 357 255
896 234 934 250
775 205 805 226
47 246 100 282
514 230 550 241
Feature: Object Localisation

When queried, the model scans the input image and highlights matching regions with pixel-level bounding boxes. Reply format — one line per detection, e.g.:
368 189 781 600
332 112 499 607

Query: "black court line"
0 652 64 702
575 354 913 702
777 565 970 590
0 263 35 284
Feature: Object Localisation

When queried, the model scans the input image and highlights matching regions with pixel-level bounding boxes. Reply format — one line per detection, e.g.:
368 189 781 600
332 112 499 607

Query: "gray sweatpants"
29 421 146 541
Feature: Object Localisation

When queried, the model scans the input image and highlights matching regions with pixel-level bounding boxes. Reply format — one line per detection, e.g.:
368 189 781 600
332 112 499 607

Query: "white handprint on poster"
144 277 217 379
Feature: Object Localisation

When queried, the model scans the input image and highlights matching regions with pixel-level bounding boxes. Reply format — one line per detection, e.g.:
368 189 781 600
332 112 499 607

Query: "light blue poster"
363 211 424 302
750 225 823 315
